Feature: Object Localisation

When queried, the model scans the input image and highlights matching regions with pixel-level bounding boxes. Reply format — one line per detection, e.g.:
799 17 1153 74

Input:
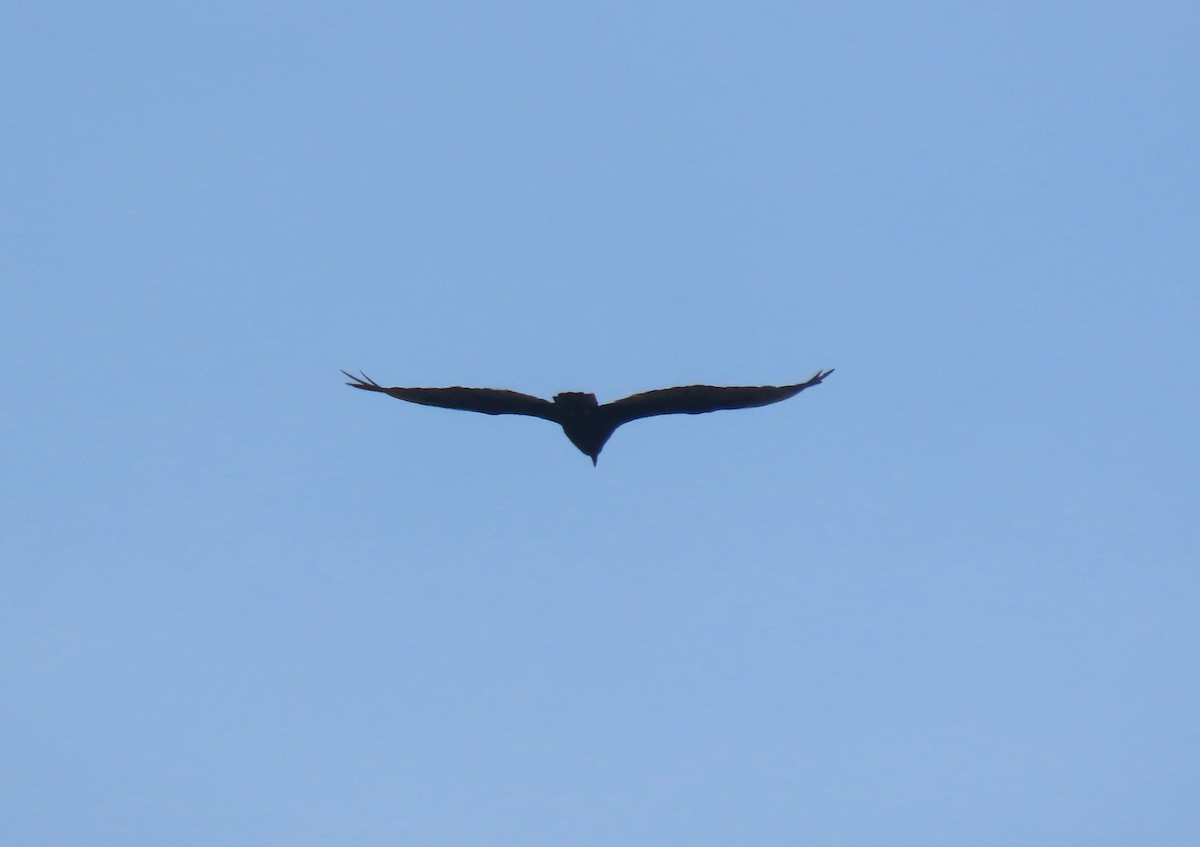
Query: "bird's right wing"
342 371 561 421
604 369 834 425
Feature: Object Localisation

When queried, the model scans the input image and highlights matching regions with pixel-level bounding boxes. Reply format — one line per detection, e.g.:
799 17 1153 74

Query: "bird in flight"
343 369 833 465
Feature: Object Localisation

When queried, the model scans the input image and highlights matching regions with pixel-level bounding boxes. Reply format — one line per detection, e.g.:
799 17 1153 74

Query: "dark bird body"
343 369 833 464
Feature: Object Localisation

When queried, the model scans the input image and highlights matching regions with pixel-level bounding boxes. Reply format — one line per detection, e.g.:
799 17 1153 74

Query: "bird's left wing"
343 371 561 421
603 369 834 425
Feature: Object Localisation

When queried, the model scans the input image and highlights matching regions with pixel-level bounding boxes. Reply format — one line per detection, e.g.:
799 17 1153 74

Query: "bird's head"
565 433 605 465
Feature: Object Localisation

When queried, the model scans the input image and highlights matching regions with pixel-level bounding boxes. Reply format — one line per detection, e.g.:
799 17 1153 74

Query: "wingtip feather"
342 369 385 390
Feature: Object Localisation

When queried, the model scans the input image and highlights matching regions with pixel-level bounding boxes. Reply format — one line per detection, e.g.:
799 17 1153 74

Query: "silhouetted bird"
343 369 833 465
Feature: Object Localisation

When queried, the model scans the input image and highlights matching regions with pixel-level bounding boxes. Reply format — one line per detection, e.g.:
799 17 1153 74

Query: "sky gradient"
3 3 1198 845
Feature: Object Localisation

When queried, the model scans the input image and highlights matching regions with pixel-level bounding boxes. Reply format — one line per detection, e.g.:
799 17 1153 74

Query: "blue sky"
3 3 1198 844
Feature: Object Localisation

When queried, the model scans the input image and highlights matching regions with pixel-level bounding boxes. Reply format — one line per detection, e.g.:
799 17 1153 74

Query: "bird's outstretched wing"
603 369 834 425
342 371 561 421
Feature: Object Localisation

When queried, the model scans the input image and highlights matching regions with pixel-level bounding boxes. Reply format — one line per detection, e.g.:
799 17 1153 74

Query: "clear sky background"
3 3 1197 845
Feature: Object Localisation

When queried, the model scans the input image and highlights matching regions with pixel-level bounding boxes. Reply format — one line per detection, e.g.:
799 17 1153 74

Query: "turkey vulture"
343 369 833 465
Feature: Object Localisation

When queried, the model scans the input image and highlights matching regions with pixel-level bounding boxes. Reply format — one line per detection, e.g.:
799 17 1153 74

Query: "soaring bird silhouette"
343 369 833 464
